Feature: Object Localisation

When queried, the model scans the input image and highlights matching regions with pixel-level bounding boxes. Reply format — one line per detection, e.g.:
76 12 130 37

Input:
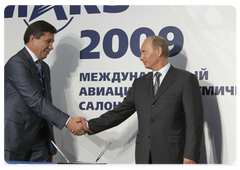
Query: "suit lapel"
22 48 43 92
144 72 154 100
42 62 52 101
153 65 176 103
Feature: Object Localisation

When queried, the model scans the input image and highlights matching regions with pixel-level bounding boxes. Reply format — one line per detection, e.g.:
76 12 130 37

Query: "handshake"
66 116 92 136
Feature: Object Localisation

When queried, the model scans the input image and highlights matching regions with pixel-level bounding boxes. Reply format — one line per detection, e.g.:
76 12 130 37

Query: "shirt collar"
153 62 171 77
25 45 39 62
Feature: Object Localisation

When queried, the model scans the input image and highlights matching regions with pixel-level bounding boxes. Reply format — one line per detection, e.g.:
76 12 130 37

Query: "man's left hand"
183 158 196 164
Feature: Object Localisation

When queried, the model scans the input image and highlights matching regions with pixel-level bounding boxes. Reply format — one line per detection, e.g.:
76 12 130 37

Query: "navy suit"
88 65 204 164
4 47 69 161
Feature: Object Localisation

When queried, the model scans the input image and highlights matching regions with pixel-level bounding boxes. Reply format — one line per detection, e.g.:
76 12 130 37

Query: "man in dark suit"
4 20 91 162
75 36 203 164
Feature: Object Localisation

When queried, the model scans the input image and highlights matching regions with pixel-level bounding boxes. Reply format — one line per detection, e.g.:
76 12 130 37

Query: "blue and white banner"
4 5 236 164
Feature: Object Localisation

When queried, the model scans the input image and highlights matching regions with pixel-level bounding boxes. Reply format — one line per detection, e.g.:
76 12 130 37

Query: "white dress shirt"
25 45 39 62
153 62 171 86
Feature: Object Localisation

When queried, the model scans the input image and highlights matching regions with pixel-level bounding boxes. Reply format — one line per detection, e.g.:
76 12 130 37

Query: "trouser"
148 150 152 164
5 132 48 162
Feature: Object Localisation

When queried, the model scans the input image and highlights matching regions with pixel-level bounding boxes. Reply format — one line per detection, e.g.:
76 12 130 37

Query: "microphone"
51 140 111 164
95 142 112 164
51 140 70 163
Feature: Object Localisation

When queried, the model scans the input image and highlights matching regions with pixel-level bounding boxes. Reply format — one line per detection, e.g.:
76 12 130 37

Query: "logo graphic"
4 5 129 32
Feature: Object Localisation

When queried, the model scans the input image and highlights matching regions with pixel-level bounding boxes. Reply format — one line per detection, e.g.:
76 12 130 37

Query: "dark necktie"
153 72 161 96
35 60 45 95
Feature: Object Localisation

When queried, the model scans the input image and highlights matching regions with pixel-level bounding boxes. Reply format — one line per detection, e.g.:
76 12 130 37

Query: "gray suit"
88 65 203 164
4 47 69 161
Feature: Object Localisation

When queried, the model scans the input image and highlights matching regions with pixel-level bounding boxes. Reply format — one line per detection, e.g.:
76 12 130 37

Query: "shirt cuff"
65 116 71 127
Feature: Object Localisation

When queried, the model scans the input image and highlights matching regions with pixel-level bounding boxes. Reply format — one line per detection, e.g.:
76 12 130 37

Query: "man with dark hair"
4 20 91 162
73 36 204 164
23 20 57 44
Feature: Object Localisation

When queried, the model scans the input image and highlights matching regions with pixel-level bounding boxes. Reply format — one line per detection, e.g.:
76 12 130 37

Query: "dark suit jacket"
4 47 69 158
88 65 204 164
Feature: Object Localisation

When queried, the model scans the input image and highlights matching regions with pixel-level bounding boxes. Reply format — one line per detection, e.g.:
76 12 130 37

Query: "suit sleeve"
5 56 69 130
88 80 137 134
182 73 204 162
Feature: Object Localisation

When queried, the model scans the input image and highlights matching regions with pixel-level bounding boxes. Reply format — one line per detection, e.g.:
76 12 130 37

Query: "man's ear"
29 35 35 44
157 46 163 57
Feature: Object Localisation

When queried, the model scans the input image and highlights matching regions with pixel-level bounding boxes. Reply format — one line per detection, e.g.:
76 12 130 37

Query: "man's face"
140 38 161 71
31 32 55 60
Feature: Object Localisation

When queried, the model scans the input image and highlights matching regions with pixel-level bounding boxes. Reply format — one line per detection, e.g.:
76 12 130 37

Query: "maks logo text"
4 5 129 32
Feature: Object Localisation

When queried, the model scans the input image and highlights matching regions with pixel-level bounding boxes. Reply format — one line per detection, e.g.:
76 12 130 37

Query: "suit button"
151 119 154 123
151 105 155 108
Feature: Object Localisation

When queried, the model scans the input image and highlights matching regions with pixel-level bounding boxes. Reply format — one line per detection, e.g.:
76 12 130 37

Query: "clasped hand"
66 117 92 136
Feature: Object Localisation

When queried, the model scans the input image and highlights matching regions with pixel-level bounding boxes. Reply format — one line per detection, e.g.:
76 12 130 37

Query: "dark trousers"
5 130 48 162
148 151 152 164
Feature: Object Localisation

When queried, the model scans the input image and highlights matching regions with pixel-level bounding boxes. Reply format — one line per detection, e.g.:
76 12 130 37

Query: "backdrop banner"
4 5 236 164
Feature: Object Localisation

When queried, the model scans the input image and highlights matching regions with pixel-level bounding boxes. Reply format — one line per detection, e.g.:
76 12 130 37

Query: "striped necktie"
153 72 161 96
35 60 45 94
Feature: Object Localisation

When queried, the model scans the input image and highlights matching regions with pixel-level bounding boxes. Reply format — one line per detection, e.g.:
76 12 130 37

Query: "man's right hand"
66 117 92 136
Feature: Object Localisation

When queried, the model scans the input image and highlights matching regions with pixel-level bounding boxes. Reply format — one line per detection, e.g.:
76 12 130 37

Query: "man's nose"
140 54 144 61
49 43 53 50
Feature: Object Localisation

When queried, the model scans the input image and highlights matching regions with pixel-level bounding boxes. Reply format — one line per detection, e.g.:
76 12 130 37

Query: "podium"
2 161 107 165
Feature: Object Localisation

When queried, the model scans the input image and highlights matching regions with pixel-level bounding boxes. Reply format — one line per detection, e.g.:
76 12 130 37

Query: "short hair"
147 36 169 58
23 20 57 44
